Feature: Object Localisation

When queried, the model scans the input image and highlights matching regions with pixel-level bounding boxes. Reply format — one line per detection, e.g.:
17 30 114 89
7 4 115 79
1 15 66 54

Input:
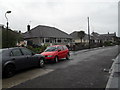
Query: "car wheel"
3 64 15 78
66 53 70 60
54 56 58 63
38 58 45 68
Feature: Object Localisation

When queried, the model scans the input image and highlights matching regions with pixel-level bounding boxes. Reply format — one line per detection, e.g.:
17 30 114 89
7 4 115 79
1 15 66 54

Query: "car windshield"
44 47 57 52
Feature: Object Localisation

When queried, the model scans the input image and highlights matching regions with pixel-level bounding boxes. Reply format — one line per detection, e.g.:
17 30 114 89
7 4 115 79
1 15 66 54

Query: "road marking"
2 68 54 88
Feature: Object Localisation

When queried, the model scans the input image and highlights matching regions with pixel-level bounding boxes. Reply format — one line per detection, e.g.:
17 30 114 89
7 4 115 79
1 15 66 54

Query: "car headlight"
47 55 53 57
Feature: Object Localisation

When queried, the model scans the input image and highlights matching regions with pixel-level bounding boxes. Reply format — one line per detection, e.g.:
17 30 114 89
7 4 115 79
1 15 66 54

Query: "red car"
41 45 70 63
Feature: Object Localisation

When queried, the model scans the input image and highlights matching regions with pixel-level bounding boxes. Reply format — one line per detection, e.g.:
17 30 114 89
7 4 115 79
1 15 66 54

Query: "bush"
27 45 48 53
103 41 113 46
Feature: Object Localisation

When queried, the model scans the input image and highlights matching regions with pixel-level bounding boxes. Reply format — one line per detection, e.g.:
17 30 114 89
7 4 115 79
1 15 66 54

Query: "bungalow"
91 32 117 43
70 31 118 47
70 31 94 44
23 25 73 46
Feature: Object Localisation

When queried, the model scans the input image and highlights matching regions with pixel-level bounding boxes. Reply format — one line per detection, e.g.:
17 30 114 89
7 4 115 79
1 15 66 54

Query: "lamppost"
5 11 11 48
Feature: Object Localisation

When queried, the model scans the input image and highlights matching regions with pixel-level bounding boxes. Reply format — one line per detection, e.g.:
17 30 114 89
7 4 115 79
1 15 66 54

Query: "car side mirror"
58 49 61 52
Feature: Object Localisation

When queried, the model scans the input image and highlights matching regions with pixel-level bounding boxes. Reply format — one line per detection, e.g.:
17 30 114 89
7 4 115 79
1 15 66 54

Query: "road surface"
3 45 120 88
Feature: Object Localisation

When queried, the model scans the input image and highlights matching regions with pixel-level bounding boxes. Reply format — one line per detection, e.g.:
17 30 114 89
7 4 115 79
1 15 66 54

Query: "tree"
77 31 85 44
2 28 23 48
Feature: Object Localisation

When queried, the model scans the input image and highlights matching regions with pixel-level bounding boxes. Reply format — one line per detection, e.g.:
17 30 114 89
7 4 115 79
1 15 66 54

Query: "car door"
57 46 64 59
10 48 28 70
20 48 38 67
62 45 68 58
60 46 67 58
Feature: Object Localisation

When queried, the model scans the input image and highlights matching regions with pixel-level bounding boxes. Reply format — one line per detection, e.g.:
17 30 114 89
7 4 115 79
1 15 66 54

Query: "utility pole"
87 17 90 49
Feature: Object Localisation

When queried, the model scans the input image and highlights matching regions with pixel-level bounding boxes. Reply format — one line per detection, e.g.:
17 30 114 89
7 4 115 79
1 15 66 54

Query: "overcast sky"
0 0 119 36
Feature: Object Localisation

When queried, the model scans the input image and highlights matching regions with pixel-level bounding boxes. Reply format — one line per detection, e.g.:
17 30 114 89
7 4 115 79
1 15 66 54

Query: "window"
62 45 68 50
64 39 67 42
57 46 63 50
54 39 57 43
45 39 50 43
12 49 22 56
50 40 52 43
10 51 13 56
27 40 33 45
44 47 57 52
21 48 32 55
57 39 61 43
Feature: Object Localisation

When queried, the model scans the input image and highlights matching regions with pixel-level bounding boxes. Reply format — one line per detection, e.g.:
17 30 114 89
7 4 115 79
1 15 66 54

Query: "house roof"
70 31 89 40
100 33 116 37
91 32 116 40
70 31 79 39
23 25 73 39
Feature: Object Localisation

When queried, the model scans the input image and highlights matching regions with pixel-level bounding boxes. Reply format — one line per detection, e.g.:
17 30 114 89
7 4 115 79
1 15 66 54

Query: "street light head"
6 11 11 13
5 11 11 22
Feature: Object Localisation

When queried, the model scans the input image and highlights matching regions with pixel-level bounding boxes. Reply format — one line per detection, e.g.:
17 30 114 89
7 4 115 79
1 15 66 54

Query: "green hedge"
27 45 48 53
103 41 113 46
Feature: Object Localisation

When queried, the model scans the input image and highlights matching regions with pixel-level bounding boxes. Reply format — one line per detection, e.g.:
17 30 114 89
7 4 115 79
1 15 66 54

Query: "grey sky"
0 0 119 36
118 2 120 37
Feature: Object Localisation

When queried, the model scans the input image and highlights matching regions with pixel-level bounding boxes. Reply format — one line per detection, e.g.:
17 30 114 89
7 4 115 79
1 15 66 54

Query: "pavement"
2 69 54 88
105 53 120 89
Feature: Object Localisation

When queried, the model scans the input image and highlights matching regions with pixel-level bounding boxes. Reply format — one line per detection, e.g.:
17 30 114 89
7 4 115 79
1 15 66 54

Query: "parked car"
41 45 70 63
1 47 45 78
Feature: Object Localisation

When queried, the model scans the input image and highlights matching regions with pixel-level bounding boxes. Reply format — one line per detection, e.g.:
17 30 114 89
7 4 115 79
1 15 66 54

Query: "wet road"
3 46 120 88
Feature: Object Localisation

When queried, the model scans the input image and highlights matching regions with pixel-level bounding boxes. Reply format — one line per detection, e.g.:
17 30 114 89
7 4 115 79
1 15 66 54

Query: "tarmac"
2 46 120 89
70 46 120 89
106 53 120 89
11 46 118 88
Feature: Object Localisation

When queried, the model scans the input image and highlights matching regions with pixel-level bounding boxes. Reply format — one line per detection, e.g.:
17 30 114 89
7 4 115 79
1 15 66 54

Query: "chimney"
19 30 21 33
27 25 30 31
114 32 116 36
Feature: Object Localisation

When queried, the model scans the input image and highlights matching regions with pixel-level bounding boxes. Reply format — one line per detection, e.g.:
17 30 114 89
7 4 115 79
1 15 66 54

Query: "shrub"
103 41 112 46
27 45 48 53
